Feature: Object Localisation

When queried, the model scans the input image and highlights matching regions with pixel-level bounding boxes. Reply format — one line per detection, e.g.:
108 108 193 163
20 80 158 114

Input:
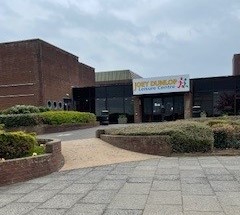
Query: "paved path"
1 156 240 214
37 124 130 141
1 126 240 214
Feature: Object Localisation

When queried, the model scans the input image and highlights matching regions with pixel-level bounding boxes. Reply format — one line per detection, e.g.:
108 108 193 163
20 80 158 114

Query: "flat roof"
96 70 142 82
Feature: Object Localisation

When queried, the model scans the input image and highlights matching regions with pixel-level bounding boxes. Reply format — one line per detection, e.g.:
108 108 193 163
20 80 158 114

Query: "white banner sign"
133 74 190 95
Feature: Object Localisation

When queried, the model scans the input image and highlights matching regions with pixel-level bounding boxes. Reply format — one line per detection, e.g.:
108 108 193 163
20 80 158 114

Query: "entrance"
142 95 184 122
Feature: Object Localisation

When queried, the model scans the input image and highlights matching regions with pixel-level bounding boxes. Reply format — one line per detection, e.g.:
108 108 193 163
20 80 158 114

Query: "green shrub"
40 111 96 125
31 144 45 155
159 122 214 153
206 119 229 127
0 131 37 159
105 121 214 153
0 114 42 128
211 123 236 149
38 106 51 113
1 105 50 115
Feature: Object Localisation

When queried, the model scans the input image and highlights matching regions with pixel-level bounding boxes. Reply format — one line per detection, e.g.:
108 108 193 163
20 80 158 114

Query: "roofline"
79 62 95 70
96 69 131 73
0 38 79 59
191 74 237 81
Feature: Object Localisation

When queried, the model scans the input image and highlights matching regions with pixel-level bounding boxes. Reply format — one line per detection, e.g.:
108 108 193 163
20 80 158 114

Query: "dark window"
53 101 57 109
58 102 62 109
107 97 124 113
107 86 124 98
193 79 213 92
173 96 184 119
107 97 124 123
213 77 235 91
47 101 52 108
124 97 134 115
236 76 240 90
213 91 235 116
95 98 106 117
193 92 213 116
96 87 106 98
124 85 133 97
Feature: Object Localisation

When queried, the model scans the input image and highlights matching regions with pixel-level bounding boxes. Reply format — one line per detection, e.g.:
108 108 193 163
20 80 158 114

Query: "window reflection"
213 91 234 116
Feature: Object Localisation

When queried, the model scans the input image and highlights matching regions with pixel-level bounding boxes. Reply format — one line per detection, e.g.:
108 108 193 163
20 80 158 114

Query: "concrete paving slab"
0 202 39 215
143 204 183 215
104 209 143 215
147 191 182 205
80 190 117 204
27 208 67 215
108 194 148 210
183 195 222 212
151 180 181 191
1 152 240 214
65 203 106 215
38 194 83 209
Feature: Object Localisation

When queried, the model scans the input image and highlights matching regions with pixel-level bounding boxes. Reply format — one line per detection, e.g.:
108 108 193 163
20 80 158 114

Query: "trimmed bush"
0 111 96 128
40 111 96 125
105 121 214 153
211 123 236 149
1 105 50 115
0 131 37 159
160 124 214 153
0 114 42 128
206 119 229 127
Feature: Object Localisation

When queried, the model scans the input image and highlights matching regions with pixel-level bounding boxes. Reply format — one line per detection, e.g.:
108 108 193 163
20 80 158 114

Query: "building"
1 38 240 123
74 69 240 124
73 70 140 123
0 39 94 110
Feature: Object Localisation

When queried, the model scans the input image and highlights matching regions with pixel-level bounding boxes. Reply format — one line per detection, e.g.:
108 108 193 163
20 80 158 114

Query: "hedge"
206 119 240 149
0 131 37 159
0 114 42 128
1 105 50 115
40 111 96 125
105 121 214 153
0 111 96 128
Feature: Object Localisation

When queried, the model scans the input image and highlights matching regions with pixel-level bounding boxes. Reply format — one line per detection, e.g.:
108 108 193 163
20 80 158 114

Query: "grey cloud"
0 0 240 78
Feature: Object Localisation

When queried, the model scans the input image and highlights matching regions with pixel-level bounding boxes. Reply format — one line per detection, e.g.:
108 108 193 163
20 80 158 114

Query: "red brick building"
0 39 94 110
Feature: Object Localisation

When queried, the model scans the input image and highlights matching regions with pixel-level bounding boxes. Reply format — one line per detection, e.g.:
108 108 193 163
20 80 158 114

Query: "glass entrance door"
163 97 174 121
142 95 184 122
152 98 163 122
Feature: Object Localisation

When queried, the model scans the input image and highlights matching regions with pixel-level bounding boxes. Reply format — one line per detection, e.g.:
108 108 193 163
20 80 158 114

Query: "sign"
133 74 190 95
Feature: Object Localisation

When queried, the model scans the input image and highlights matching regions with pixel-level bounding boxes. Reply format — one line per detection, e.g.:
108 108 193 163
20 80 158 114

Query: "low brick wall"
0 139 64 186
7 122 99 134
100 134 172 156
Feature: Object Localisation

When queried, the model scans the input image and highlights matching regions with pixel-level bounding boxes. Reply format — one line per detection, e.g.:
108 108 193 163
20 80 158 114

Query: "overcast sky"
1 0 240 78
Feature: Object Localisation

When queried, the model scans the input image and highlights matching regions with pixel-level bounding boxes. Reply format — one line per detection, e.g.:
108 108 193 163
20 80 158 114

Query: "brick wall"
0 139 64 186
79 62 95 87
0 39 95 110
0 40 41 109
133 96 142 123
100 134 172 156
40 40 95 106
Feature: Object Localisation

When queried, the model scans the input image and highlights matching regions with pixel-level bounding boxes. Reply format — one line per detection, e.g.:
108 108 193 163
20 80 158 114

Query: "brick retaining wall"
100 134 172 156
0 139 64 186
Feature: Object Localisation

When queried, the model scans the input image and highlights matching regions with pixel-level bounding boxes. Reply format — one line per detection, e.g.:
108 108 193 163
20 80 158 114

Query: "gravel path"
61 138 158 171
